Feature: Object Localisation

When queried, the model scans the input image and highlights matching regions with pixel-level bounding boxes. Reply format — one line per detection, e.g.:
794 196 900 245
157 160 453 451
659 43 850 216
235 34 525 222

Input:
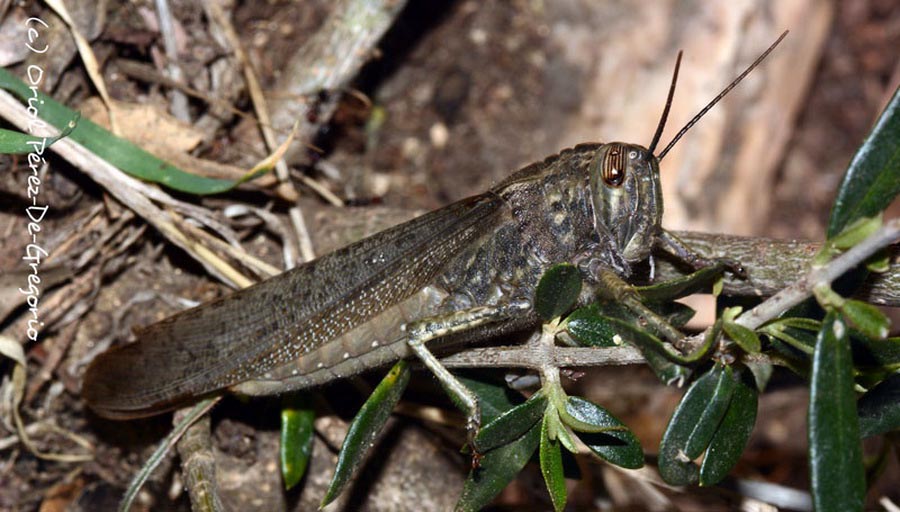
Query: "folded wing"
82 194 505 418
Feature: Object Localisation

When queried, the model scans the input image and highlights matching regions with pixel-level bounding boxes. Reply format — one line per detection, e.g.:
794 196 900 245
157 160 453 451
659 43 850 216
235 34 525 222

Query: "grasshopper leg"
657 229 747 278
404 300 530 444
594 266 685 345
593 266 720 366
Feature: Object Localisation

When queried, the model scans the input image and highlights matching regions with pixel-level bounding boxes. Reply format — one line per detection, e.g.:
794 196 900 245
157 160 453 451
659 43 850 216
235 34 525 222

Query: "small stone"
429 122 449 148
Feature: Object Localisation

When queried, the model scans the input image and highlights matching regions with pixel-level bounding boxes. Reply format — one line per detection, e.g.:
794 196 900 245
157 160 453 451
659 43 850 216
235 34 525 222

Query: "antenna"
657 30 789 161
647 51 682 156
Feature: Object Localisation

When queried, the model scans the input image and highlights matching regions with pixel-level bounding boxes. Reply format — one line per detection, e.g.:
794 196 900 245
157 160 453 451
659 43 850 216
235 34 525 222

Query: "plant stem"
736 219 900 330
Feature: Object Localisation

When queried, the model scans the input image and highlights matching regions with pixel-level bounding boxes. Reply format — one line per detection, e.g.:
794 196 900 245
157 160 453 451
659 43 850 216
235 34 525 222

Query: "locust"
82 33 787 434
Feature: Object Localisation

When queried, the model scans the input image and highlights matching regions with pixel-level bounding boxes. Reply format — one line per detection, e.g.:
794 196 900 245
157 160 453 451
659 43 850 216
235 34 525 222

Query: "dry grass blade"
0 335 93 462
153 0 190 121
0 88 254 289
203 2 320 265
43 0 119 134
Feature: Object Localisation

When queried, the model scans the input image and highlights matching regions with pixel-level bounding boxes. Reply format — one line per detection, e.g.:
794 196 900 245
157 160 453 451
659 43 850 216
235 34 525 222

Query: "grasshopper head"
588 143 662 263
585 32 787 266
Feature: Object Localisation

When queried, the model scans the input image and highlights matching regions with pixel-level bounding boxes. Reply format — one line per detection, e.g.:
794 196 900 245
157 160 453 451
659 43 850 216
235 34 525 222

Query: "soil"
0 0 898 510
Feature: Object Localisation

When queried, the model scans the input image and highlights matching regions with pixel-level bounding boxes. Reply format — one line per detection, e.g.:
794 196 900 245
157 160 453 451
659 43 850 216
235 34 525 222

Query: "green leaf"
0 114 77 154
683 365 735 459
474 392 547 453
658 365 733 485
565 300 698 384
610 315 692 381
745 361 774 392
540 412 567 512
636 262 726 302
566 397 643 469
322 360 410 507
762 320 818 355
699 368 758 486
723 321 761 353
851 336 900 368
0 67 251 195
840 299 890 340
455 421 541 512
865 250 890 273
0 128 37 154
659 301 697 329
458 373 524 425
712 275 724 297
768 317 822 332
600 313 711 364
535 263 582 321
857 372 900 438
554 418 580 454
827 86 900 238
809 312 865 512
280 394 316 490
830 216 883 250
565 304 618 347
564 301 694 348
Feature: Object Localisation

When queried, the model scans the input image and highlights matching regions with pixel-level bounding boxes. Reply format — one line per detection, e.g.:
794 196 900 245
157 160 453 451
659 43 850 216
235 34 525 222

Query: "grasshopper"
82 33 787 434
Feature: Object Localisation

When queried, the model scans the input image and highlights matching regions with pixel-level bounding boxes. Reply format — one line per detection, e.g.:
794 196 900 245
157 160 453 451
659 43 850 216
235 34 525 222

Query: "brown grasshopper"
83 33 787 435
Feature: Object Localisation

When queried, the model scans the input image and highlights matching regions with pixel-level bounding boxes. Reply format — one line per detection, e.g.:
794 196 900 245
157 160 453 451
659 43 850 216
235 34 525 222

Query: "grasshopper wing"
83 194 505 418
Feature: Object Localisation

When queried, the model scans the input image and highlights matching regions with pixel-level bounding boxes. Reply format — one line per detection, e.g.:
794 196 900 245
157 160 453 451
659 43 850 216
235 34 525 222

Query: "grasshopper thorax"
588 142 662 263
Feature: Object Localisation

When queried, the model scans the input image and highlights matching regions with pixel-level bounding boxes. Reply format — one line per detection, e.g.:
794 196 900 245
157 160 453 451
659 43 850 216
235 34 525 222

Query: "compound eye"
602 144 627 187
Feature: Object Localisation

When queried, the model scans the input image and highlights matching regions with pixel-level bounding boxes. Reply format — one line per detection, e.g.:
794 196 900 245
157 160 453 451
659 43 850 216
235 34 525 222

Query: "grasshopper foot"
685 254 746 279
718 257 747 279
658 230 747 279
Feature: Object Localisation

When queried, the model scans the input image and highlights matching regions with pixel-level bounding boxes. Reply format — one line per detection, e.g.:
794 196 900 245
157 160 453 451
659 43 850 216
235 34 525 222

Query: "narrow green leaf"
746 361 774 392
721 306 742 323
850 336 900 368
712 275 724 297
683 365 735 459
556 403 629 435
0 128 37 154
566 397 643 469
658 301 697 329
0 114 77 154
458 373 524 425
857 372 900 438
658 366 731 485
763 322 818 354
840 299 890 340
566 291 698 383
571 301 694 348
455 421 541 512
764 338 813 379
830 216 883 250
0 67 246 195
555 420 580 454
597 314 708 365
723 321 761 353
865 251 890 273
322 360 410 507
636 262 726 302
540 412 567 512
535 263 582 321
809 312 865 512
699 368 758 486
565 304 618 347
280 394 316 490
474 392 547 453
827 86 900 237
767 317 822 332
